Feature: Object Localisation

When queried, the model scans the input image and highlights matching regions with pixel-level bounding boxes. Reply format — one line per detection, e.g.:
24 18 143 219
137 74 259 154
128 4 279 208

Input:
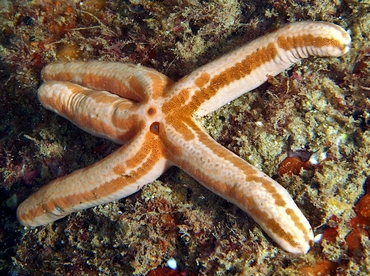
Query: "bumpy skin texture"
17 22 351 254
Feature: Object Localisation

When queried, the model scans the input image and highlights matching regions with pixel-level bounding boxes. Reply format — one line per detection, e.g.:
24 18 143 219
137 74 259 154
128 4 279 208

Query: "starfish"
17 22 350 254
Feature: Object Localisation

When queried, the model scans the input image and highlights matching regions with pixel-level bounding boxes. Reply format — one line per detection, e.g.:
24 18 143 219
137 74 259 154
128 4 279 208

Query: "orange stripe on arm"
41 61 174 102
17 131 170 227
167 22 351 116
38 81 140 144
163 119 313 254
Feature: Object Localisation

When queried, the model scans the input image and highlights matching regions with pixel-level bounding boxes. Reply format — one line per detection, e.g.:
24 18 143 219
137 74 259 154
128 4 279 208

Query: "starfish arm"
41 61 174 102
17 130 170 227
162 119 313 254
38 81 141 144
165 22 351 116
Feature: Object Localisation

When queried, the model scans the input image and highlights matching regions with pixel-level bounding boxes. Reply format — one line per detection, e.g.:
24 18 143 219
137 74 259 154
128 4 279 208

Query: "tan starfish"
17 22 351 254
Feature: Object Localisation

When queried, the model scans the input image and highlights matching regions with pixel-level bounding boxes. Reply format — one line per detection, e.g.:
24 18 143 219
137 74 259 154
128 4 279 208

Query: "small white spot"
314 233 323 244
167 257 177 270
309 151 328 165
319 151 327 161
309 153 318 165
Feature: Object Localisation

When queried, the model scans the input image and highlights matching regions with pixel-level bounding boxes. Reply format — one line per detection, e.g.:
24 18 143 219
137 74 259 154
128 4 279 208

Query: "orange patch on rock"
346 228 369 255
299 260 337 276
353 194 370 227
278 156 311 176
